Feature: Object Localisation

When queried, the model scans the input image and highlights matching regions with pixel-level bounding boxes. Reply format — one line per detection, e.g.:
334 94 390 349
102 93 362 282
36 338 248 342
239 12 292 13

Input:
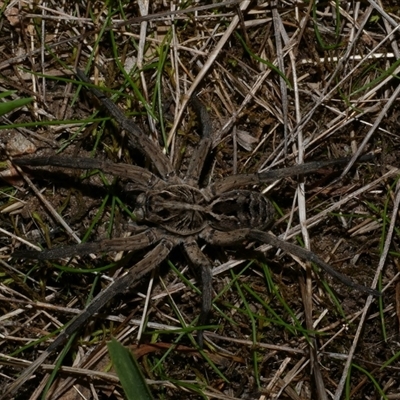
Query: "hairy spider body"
135 186 275 234
5 70 379 397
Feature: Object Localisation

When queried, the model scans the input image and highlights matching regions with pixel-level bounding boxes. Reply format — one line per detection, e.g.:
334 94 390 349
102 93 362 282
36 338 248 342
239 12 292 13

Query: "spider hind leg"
183 240 213 347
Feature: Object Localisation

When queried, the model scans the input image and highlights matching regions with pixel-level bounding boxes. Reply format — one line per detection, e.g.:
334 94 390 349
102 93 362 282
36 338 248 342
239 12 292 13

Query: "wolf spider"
6 69 378 396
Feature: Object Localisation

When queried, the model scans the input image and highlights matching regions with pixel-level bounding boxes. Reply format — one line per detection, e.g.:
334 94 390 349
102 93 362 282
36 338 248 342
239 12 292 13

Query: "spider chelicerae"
6 69 378 396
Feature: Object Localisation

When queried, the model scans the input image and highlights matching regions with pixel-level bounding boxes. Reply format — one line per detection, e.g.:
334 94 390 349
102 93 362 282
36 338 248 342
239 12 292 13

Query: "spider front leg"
206 153 375 196
13 156 165 191
184 95 213 187
76 70 178 183
13 229 164 260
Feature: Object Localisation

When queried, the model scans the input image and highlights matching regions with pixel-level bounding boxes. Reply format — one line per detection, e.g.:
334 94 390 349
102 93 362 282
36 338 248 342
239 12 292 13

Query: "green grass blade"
350 363 388 400
108 338 154 400
312 0 343 50
0 93 33 116
41 332 78 400
234 33 292 88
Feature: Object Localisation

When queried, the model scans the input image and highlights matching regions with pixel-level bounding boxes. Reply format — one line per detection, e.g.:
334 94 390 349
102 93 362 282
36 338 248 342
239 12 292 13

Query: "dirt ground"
1 1 400 399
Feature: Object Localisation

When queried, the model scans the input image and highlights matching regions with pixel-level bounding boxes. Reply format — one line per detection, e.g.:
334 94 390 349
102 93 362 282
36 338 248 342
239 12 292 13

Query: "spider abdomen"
208 190 275 231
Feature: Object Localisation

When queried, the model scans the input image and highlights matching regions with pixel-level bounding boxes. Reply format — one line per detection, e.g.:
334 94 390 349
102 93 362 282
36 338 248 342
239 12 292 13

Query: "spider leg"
13 229 162 260
206 153 375 196
5 236 179 398
201 227 380 296
76 70 178 182
183 240 213 347
13 156 164 190
184 95 213 186
248 230 380 296
200 227 246 246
